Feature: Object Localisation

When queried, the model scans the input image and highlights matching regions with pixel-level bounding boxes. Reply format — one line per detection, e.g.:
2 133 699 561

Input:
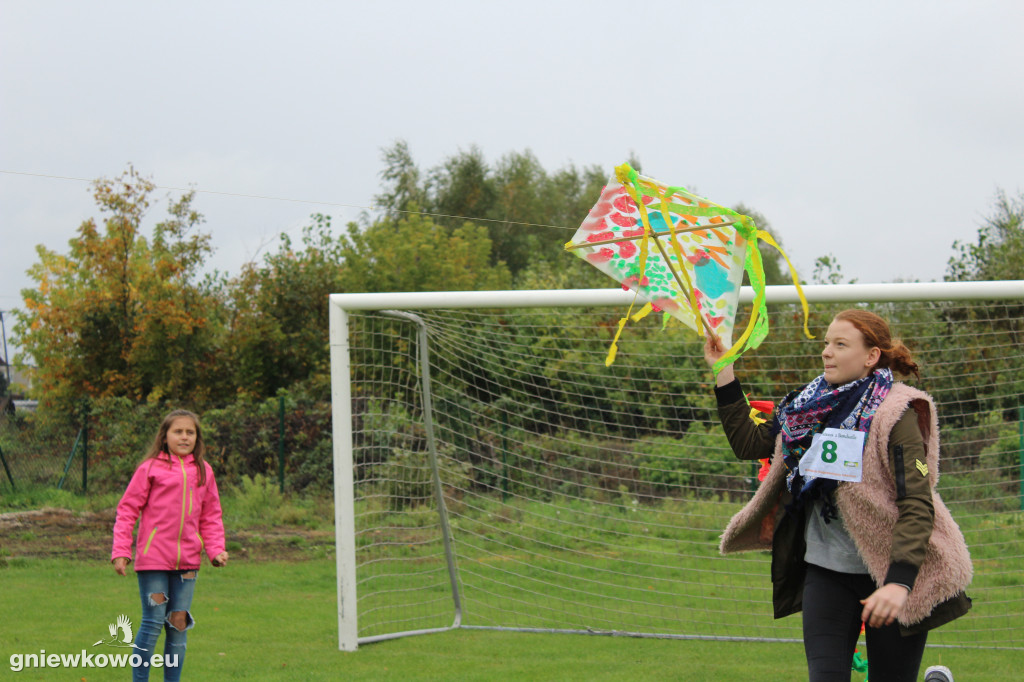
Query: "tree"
224 215 348 397
946 189 1024 282
429 145 496 222
812 253 858 285
338 210 511 293
15 167 223 407
373 141 607 279
374 140 428 219
937 190 1024 423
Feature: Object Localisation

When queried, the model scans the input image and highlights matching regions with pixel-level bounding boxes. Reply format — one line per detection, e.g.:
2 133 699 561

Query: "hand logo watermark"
8 614 177 672
92 614 147 650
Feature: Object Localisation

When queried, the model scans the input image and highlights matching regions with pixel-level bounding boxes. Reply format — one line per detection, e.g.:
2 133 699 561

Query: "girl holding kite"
704 309 971 682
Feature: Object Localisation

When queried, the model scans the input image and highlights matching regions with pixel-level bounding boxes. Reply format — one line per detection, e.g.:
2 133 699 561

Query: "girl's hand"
860 583 909 628
703 335 735 387
703 334 727 368
211 551 229 568
113 557 130 576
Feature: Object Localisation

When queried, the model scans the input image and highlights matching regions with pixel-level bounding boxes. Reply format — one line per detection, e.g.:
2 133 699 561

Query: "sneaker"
924 665 954 682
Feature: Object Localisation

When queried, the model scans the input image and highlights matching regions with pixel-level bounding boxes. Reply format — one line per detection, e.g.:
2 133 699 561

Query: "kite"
565 163 811 372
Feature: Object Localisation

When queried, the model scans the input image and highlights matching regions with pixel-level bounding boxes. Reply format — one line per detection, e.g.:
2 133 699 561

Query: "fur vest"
720 383 972 627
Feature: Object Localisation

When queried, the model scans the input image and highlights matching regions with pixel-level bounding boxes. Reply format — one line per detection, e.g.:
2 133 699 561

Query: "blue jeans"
133 570 198 682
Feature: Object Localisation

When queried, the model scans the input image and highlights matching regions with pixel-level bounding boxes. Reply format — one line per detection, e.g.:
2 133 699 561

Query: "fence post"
58 429 82 490
0 443 15 491
278 395 286 494
1018 405 1023 512
82 400 89 494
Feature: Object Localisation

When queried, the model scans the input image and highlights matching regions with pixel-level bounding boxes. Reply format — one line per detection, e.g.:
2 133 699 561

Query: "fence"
0 404 88 493
0 396 308 495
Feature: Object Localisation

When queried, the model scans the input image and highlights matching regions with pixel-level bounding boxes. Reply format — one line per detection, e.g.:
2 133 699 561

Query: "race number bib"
797 428 865 483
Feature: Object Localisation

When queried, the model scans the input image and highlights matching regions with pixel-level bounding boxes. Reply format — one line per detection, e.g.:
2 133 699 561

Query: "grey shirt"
804 500 869 574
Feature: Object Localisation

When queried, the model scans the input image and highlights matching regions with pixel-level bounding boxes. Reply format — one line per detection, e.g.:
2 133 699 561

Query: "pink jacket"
112 453 226 571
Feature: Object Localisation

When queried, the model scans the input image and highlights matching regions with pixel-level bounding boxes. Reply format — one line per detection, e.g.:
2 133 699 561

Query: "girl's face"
165 417 198 457
821 318 881 385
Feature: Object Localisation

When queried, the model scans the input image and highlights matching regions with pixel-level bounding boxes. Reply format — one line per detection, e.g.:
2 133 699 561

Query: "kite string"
0 168 575 233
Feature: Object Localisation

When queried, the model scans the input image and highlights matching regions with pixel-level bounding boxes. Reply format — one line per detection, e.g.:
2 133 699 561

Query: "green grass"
351 492 1023 649
2 486 1021 679
2 557 1018 681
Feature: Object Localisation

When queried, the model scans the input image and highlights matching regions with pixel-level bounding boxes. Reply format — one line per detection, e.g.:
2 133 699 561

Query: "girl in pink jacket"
112 409 228 682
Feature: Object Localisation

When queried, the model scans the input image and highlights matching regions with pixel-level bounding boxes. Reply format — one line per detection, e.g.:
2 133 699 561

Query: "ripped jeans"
133 570 197 682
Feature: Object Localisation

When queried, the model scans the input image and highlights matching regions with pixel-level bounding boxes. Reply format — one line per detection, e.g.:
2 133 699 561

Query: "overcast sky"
2 1 1023 351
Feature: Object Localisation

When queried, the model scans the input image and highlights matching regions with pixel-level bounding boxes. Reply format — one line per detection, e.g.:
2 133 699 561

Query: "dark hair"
833 309 920 379
142 409 208 486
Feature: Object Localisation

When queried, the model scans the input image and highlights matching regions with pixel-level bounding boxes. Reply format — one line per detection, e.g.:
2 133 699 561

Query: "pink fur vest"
720 383 973 626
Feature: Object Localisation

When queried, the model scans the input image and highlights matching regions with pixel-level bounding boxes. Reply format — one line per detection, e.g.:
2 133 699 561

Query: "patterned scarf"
771 368 894 521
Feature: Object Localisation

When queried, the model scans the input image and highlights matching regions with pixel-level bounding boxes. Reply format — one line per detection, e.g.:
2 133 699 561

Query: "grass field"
0 557 1018 681
1 485 1021 680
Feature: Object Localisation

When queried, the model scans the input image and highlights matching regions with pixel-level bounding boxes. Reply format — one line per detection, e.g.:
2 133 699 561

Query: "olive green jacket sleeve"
713 378 776 461
885 409 935 589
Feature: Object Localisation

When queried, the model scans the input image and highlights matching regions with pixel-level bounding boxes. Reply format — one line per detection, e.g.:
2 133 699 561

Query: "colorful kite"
565 163 810 371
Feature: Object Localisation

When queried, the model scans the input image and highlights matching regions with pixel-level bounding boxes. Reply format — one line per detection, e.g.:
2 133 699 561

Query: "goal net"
329 283 1024 651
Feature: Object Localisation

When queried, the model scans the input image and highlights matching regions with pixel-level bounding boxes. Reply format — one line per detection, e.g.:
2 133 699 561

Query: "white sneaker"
924 665 954 682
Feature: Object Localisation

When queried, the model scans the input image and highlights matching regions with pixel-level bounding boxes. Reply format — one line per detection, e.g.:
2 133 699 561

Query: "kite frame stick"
648 236 719 340
564 221 738 250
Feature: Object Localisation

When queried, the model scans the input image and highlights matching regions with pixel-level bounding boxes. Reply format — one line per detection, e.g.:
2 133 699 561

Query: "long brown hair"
833 309 920 379
143 409 208 486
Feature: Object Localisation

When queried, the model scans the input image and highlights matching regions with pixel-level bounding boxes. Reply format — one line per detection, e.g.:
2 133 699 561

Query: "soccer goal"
329 281 1024 652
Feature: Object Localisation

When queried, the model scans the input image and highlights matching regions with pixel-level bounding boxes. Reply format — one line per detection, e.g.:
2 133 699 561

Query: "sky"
2 0 1023 357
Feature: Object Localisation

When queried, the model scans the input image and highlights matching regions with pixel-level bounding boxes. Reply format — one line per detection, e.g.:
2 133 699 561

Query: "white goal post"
330 281 1024 652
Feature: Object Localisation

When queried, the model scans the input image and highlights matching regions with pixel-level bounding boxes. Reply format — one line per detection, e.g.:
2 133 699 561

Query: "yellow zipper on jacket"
176 456 188 570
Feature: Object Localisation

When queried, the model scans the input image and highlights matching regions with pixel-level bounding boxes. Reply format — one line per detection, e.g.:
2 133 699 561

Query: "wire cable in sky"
0 169 575 232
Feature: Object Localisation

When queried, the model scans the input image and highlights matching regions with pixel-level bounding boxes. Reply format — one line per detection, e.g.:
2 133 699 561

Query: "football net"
329 283 1024 651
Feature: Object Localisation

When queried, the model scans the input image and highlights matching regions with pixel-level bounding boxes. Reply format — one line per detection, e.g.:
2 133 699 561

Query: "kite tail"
712 223 767 374
604 301 656 366
757 230 813 340
711 223 813 374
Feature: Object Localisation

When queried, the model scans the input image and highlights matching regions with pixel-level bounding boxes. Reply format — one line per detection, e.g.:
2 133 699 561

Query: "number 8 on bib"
797 428 865 483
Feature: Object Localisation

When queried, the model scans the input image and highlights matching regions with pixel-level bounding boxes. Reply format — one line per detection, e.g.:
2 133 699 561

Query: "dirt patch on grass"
0 507 335 563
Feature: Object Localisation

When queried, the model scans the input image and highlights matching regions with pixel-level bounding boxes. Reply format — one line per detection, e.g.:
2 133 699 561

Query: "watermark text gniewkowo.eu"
10 650 178 672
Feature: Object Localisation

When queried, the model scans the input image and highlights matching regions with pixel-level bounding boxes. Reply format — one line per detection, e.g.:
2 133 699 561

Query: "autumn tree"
15 167 223 408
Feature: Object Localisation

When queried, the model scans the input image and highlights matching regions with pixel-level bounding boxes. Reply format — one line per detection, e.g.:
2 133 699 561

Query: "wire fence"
0 395 329 496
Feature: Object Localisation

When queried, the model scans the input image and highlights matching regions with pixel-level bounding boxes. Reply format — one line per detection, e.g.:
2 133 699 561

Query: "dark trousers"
803 563 927 682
